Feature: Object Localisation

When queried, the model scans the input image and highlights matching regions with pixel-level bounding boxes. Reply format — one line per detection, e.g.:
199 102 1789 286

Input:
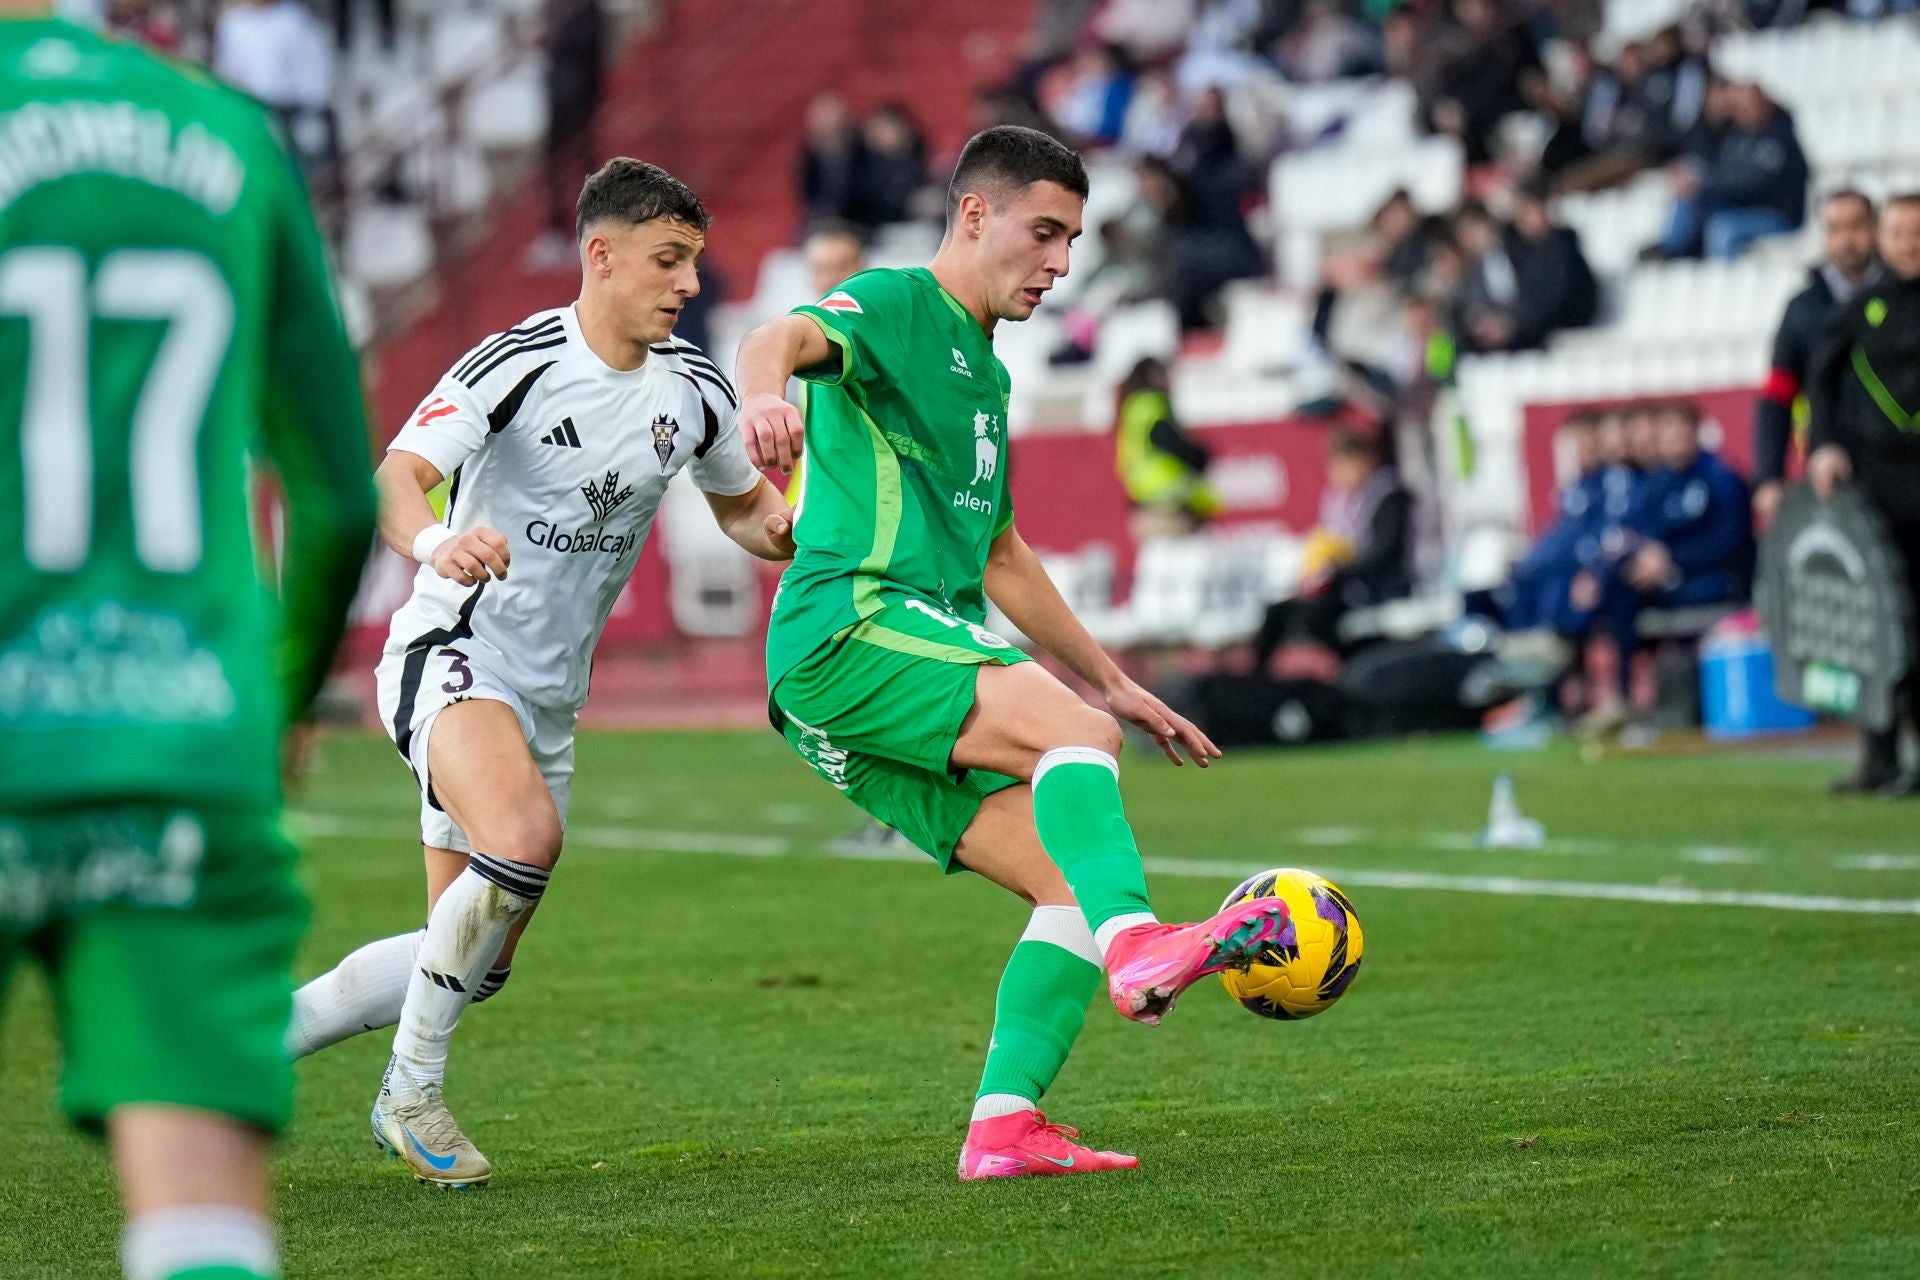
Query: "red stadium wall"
1519 387 1764 535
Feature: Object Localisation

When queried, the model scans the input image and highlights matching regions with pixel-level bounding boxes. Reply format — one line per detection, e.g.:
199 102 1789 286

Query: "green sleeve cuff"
793 309 857 386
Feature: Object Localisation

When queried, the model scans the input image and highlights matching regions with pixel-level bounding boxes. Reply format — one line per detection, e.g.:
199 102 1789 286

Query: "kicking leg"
374 699 559 1188
954 663 1288 1025
951 786 1139 1179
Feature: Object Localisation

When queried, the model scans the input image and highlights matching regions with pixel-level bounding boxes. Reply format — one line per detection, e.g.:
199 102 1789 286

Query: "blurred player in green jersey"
0 8 375 1277
736 127 1290 1180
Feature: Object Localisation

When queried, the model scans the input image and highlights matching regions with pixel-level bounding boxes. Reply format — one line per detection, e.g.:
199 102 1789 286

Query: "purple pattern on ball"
1312 887 1348 931
1322 958 1361 999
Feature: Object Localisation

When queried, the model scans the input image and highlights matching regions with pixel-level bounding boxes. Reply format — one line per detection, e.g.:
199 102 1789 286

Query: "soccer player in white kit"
287 160 794 1188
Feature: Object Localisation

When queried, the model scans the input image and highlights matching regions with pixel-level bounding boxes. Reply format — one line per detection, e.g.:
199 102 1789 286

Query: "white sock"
390 852 548 1087
971 1093 1037 1122
286 930 423 1059
1093 912 1158 961
123 1205 277 1280
1023 903 1103 966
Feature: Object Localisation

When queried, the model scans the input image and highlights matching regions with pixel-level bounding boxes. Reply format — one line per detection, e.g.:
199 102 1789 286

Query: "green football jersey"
767 267 1016 687
0 18 376 811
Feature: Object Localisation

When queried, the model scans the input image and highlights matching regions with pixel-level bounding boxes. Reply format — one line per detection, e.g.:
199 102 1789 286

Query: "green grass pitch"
4 729 1918 1277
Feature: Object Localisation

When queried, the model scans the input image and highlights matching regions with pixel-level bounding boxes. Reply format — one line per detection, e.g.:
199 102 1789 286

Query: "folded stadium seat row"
1596 0 1692 49
1556 174 1682 278
998 531 1306 653
1269 135 1464 286
1714 18 1920 109
1611 257 1805 346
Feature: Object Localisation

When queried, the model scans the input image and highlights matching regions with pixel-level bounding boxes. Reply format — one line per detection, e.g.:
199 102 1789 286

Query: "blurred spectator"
1456 182 1598 353
1806 193 1920 795
1113 357 1221 543
107 0 180 50
849 104 929 230
1050 43 1136 147
1649 82 1807 262
331 0 395 52
1752 190 1880 525
214 0 335 176
1544 33 1708 193
526 0 605 270
1276 0 1382 83
1119 69 1185 158
1492 410 1613 633
1426 0 1542 165
798 93 862 230
1142 106 1263 330
804 222 867 299
1573 402 1752 731
1251 430 1413 664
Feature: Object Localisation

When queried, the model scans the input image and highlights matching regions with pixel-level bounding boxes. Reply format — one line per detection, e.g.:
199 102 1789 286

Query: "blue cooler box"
1699 633 1817 740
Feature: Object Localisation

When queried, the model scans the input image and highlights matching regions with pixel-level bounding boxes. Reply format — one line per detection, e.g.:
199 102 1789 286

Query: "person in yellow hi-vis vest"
1113 357 1220 544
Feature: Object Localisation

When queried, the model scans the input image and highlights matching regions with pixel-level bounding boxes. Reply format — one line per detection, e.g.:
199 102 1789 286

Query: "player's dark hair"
575 158 710 240
1329 429 1381 463
946 125 1088 221
1825 187 1875 219
1888 191 1920 213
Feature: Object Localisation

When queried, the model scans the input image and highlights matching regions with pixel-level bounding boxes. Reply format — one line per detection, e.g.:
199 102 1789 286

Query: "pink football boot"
1103 898 1293 1025
957 1110 1140 1180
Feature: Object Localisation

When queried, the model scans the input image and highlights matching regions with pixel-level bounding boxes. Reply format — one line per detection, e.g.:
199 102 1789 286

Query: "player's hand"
741 392 805 473
1104 678 1222 768
1752 480 1782 527
1807 444 1852 501
763 510 796 559
429 526 510 584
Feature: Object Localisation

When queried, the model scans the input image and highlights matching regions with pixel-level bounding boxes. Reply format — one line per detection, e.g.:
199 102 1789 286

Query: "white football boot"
370 1059 491 1189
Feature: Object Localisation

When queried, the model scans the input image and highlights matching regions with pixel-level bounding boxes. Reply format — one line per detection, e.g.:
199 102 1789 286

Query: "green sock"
1030 748 1154 931
974 906 1103 1112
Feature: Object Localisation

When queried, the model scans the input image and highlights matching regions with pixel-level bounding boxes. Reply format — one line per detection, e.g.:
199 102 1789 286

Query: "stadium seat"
343 202 434 289
462 61 547 152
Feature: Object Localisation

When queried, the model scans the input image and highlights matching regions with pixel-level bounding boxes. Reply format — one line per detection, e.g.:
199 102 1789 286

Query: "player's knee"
1055 706 1123 760
474 811 563 869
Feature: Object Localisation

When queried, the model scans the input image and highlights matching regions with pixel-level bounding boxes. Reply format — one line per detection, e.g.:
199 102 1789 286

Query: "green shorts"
772 594 1032 869
0 804 307 1135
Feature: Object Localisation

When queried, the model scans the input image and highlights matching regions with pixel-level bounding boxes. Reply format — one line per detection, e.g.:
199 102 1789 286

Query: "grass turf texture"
4 729 1918 1278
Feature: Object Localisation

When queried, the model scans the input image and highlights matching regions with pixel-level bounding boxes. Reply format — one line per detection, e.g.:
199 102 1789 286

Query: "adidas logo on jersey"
539 417 583 448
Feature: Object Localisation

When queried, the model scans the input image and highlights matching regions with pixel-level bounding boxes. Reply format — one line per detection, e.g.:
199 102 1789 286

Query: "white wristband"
411 523 455 565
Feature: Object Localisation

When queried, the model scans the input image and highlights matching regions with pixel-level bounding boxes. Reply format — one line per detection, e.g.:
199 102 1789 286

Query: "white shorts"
373 642 578 854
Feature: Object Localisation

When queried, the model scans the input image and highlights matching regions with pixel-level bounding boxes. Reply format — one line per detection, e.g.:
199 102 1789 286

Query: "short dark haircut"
946 125 1088 221
1825 187 1875 219
1883 191 1920 215
575 158 710 241
1564 409 1600 431
1661 400 1702 427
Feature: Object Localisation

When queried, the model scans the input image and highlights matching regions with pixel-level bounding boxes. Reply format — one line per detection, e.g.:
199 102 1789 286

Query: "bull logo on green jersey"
971 411 999 485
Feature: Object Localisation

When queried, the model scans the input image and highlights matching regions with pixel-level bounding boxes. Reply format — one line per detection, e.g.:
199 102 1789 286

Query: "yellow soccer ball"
1219 868 1364 1020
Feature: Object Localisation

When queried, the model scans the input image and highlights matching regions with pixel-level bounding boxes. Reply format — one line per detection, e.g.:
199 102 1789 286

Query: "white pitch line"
290 813 1920 917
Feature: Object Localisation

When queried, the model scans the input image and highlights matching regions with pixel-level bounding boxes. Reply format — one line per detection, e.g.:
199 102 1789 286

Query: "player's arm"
704 477 796 561
255 125 378 723
734 313 835 471
984 525 1221 767
372 448 509 585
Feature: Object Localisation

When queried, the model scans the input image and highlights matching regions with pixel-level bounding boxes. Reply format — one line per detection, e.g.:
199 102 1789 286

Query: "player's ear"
583 230 613 279
959 192 988 240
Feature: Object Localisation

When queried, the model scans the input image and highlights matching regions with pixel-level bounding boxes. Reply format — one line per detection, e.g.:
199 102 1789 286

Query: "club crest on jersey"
650 413 680 470
819 290 863 314
580 469 635 523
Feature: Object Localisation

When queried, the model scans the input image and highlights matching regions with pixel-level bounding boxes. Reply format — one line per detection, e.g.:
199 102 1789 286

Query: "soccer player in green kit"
0 8 375 1277
736 126 1291 1179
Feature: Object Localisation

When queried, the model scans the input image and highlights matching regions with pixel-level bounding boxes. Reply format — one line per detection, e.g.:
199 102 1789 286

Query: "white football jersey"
382 304 761 712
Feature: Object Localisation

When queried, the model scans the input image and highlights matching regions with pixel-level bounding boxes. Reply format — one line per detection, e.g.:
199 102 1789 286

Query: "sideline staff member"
1807 193 1920 795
